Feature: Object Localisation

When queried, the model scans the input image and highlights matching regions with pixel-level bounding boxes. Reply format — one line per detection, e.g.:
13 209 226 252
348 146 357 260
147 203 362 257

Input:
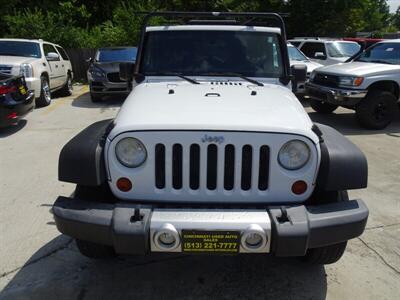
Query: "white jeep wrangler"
53 12 368 265
0 38 73 107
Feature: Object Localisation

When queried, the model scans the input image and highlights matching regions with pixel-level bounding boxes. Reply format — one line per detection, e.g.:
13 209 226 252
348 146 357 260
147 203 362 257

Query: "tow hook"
277 206 290 223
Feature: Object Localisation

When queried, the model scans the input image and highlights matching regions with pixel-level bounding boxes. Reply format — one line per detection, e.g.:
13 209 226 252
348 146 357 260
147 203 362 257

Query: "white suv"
288 38 361 66
0 39 73 107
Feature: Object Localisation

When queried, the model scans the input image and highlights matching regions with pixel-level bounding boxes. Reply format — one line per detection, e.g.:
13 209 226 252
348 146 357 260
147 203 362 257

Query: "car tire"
355 90 398 130
75 239 116 259
301 190 349 265
60 74 73 97
35 76 51 107
309 99 338 114
302 241 348 265
90 92 102 103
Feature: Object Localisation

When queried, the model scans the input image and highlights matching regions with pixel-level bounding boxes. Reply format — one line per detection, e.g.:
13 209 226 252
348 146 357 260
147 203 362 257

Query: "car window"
141 30 284 78
96 47 137 62
326 42 360 58
43 44 60 60
0 41 41 58
288 46 308 61
289 41 301 47
356 42 400 65
56 46 70 61
300 42 326 58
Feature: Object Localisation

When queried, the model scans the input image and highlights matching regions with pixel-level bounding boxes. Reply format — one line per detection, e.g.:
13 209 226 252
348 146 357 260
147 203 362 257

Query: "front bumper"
53 196 368 256
25 77 42 98
89 79 129 95
305 82 367 106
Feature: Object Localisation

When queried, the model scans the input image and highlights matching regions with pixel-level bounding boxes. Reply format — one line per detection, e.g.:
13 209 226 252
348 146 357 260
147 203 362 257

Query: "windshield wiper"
147 72 200 84
0 53 19 56
198 72 264 86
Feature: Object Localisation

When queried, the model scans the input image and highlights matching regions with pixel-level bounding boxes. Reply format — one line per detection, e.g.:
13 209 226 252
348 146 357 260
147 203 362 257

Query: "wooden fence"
65 48 96 82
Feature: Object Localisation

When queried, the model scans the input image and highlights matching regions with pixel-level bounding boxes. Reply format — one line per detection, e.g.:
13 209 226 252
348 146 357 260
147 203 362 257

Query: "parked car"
288 38 361 66
306 39 400 129
0 73 34 128
0 39 73 107
288 43 322 95
87 47 137 102
53 12 368 265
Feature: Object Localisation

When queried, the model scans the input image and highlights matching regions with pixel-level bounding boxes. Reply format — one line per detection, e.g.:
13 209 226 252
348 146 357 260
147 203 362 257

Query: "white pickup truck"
53 12 368 265
0 39 73 107
306 39 400 129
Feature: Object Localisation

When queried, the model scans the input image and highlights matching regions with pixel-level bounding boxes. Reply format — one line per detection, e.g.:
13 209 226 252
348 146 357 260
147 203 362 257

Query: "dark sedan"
87 47 137 102
0 73 34 128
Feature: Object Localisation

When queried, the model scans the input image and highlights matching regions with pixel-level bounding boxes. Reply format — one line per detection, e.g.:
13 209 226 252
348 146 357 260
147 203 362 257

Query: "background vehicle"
306 39 400 129
87 47 137 102
288 38 361 66
53 12 368 266
0 73 34 128
0 39 73 107
288 43 322 95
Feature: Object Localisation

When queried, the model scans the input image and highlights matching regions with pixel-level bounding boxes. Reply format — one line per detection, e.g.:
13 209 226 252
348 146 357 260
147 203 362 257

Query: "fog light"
291 180 307 195
116 177 132 192
241 224 267 251
154 223 180 250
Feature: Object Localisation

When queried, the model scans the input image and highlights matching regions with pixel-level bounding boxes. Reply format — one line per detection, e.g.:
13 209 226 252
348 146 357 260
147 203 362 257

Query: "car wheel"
35 76 51 107
60 74 73 96
355 90 398 129
309 99 338 114
90 92 102 102
75 239 116 259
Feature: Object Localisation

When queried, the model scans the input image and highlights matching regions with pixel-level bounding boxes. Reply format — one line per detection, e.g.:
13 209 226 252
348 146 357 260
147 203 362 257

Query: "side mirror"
119 62 135 82
314 52 326 60
86 57 93 63
291 64 307 93
46 52 60 61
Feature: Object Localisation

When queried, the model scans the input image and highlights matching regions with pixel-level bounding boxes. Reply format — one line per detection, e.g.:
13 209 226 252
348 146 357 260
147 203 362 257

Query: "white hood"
0 55 37 66
110 79 318 143
315 61 400 77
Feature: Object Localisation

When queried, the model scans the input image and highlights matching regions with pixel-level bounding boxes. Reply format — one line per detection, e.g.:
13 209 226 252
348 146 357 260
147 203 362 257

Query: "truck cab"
53 12 368 265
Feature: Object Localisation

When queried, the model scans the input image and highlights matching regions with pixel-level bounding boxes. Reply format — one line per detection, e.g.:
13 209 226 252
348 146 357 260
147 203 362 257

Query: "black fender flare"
314 123 368 191
59 119 114 186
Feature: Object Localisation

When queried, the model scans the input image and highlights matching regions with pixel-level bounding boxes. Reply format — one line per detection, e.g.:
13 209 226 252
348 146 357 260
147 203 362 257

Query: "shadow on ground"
307 109 400 136
1 235 327 300
72 92 126 109
0 120 27 138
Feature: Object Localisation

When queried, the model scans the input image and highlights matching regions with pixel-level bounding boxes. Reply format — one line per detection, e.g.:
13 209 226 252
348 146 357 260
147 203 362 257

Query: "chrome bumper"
53 196 368 257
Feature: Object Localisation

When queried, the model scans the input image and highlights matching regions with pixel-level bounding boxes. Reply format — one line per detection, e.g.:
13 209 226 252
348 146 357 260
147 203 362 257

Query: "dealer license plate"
18 85 27 95
182 230 240 254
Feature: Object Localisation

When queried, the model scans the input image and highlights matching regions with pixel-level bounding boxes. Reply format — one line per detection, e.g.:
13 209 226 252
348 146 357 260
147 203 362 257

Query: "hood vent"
209 81 243 86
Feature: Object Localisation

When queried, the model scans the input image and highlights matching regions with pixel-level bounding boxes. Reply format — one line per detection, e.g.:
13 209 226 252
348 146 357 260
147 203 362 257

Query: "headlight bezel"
278 140 311 170
115 137 147 168
338 76 364 87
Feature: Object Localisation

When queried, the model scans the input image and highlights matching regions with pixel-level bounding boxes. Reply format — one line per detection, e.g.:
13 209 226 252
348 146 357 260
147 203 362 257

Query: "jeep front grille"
154 143 270 191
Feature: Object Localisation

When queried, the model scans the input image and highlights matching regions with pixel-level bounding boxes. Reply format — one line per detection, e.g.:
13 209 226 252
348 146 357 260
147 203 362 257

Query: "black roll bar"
134 11 291 85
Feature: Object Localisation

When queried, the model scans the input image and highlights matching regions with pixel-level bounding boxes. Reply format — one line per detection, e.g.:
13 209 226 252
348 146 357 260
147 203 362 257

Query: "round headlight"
278 140 310 170
115 137 147 168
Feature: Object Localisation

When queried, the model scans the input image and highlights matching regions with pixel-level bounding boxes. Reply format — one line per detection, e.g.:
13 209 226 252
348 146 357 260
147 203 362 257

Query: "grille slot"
224 145 235 190
207 144 218 190
189 144 200 190
172 144 183 189
154 143 269 192
107 72 124 83
155 144 165 189
312 73 339 88
258 146 270 190
241 145 253 191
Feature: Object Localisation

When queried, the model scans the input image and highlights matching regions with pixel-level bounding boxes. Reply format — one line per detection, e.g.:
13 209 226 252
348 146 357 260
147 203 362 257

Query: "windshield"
288 46 308 61
326 42 360 58
141 30 284 78
0 41 41 58
96 47 137 62
356 42 400 65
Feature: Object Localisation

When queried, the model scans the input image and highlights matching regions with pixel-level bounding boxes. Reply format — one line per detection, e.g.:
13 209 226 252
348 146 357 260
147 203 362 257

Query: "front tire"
309 99 338 114
302 242 348 265
35 76 51 107
75 239 115 259
355 90 398 129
